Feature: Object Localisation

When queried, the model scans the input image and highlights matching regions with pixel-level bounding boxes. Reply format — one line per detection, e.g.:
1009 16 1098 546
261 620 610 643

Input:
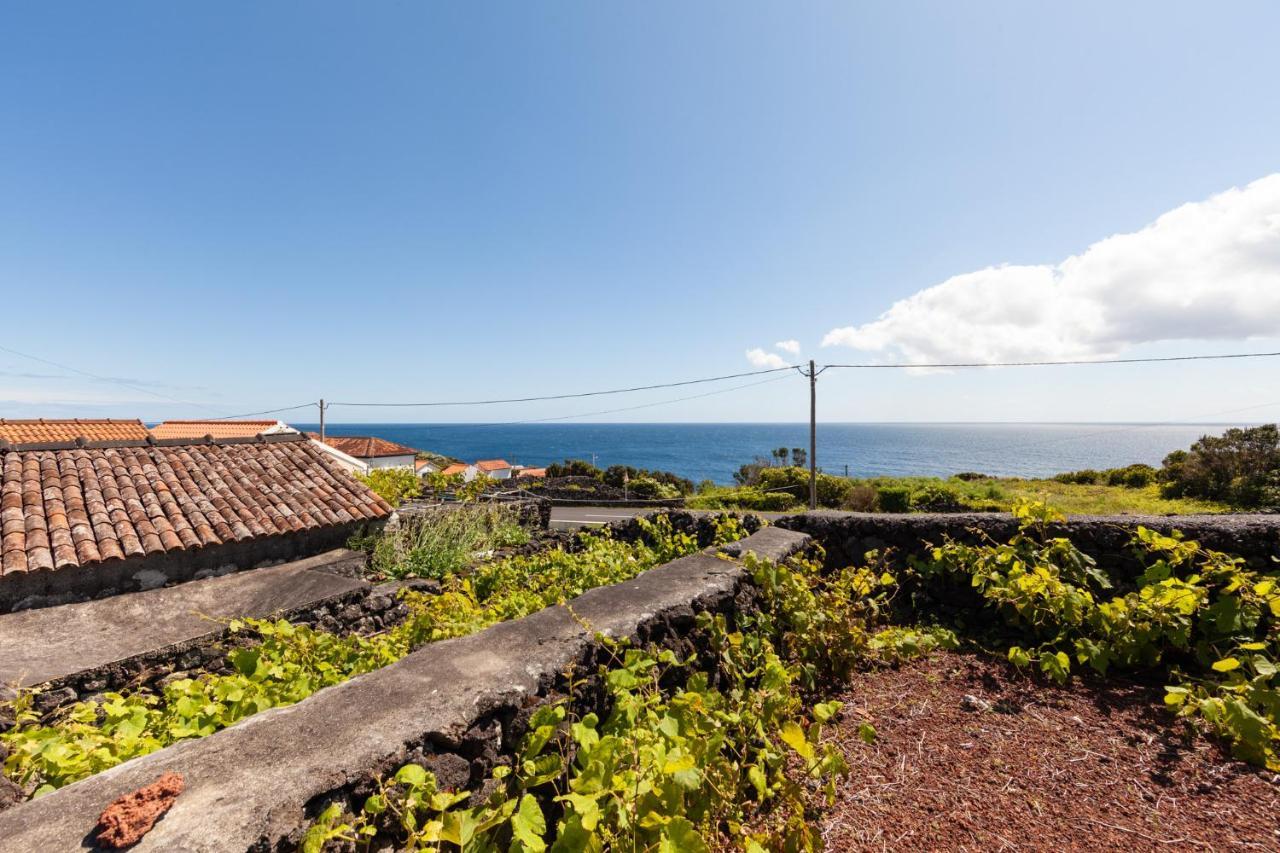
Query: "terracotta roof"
0 419 150 444
440 463 471 476
517 468 547 478
150 420 291 440
475 459 512 472
306 434 419 459
414 459 436 472
0 435 391 577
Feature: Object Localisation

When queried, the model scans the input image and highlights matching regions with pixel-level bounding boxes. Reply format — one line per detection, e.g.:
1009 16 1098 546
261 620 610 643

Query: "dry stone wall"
777 511 1280 581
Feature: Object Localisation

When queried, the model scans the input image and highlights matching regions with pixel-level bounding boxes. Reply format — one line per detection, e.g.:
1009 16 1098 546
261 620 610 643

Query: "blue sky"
2 2 1279 424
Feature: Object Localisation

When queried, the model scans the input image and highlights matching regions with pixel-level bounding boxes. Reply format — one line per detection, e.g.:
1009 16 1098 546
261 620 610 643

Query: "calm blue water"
297 423 1258 484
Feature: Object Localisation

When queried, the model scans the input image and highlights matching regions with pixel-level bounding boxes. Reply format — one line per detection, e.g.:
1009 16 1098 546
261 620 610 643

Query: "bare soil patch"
821 651 1280 851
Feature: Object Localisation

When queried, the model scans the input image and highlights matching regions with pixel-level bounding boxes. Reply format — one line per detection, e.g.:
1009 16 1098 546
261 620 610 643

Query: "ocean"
296 422 1257 484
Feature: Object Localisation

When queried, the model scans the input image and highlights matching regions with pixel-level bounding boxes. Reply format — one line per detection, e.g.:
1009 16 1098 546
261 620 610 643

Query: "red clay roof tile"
0 435 390 578
0 419 150 444
149 420 289 440
305 434 419 459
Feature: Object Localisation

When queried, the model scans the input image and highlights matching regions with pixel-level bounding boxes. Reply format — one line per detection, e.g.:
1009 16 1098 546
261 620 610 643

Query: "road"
548 506 649 529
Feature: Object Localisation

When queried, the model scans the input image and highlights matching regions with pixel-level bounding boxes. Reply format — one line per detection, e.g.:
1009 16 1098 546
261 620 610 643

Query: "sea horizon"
294 421 1264 483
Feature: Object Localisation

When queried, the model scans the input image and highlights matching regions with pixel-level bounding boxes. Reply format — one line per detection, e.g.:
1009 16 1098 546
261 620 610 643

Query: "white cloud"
774 339 801 355
823 174 1280 363
745 347 789 369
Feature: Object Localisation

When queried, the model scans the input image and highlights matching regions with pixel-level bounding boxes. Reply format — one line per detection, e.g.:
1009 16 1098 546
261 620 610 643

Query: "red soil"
819 652 1280 851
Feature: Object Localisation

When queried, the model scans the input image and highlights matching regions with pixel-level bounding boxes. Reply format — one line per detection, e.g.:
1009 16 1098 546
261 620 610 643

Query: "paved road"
548 505 791 529
549 506 650 529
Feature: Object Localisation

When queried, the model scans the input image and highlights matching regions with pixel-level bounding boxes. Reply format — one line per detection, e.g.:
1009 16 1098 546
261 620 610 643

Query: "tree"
771 447 790 466
546 458 604 479
791 447 807 468
1159 424 1280 507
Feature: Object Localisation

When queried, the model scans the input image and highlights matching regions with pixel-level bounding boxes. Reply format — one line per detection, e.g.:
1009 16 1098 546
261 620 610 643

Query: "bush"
876 485 911 513
1053 469 1104 485
355 468 422 507
756 466 853 508
952 471 989 481
1053 464 1157 489
545 459 604 479
1105 463 1157 488
842 484 878 512
1159 424 1280 507
909 483 970 512
626 476 680 501
602 464 693 495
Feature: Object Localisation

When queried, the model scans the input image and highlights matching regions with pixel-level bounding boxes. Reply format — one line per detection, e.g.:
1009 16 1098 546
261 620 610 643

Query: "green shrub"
603 464 693 495
545 459 604 479
1105 463 1157 488
355 468 423 507
756 466 852 508
1053 469 1104 485
909 483 970 512
842 484 877 512
875 485 911 513
626 476 680 501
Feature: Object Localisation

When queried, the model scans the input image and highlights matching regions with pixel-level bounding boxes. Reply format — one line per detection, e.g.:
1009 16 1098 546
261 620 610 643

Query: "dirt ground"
819 652 1280 852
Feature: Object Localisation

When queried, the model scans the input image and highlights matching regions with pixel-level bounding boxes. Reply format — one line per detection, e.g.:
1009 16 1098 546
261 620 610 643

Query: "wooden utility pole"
808 360 817 510
319 398 326 443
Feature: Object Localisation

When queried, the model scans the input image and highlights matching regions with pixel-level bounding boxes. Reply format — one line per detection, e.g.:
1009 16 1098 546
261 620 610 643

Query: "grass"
689 475 1231 515
358 503 532 580
989 479 1227 515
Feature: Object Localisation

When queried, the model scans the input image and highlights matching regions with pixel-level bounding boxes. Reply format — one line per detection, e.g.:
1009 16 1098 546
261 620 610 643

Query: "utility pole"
319 398 326 443
808 359 817 510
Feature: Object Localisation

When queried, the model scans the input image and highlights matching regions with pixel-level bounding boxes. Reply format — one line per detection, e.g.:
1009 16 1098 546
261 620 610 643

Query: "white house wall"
364 455 417 470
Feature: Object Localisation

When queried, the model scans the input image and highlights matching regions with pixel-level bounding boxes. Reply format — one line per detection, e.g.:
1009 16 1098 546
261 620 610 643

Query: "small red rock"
95 772 185 849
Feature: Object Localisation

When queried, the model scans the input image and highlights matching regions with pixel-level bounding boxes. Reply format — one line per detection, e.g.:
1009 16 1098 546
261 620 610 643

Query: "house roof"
0 434 391 577
414 459 437 472
517 467 547 478
150 420 291 440
306 434 419 459
475 459 512 471
0 419 150 444
440 463 471 476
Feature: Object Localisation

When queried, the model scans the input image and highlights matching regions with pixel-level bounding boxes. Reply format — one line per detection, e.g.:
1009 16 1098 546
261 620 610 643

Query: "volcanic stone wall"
776 511 1280 578
0 520 379 614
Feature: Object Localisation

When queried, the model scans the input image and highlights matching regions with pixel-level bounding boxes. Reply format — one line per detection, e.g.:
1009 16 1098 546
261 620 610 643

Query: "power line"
211 403 319 421
328 365 798 408
819 350 1280 372
442 374 796 429
0 343 221 413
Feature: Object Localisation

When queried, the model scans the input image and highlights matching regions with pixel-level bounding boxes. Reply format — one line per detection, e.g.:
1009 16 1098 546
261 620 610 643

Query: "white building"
306 434 419 472
440 463 480 482
474 459 514 480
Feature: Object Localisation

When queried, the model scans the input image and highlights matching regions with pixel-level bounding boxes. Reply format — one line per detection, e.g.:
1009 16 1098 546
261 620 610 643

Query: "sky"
2 2 1279 425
